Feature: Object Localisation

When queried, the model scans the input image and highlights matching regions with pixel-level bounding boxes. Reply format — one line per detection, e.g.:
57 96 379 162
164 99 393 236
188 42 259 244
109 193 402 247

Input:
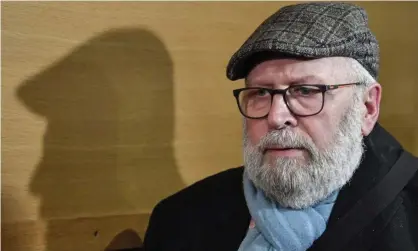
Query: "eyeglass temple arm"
327 82 362 90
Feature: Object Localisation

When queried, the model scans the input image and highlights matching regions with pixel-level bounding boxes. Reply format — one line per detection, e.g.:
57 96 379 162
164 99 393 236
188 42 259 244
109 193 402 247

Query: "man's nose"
267 94 297 129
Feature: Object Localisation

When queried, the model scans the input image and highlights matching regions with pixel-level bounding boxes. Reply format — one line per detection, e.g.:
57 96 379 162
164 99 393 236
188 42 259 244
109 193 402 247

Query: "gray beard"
243 95 365 209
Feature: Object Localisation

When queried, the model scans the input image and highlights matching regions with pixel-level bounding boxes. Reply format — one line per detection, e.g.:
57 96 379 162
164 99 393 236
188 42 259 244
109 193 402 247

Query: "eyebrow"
246 75 326 87
290 75 326 84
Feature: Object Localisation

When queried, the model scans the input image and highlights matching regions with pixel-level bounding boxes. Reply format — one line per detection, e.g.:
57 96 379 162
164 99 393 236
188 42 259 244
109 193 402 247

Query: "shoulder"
155 166 245 213
146 166 245 224
143 167 246 250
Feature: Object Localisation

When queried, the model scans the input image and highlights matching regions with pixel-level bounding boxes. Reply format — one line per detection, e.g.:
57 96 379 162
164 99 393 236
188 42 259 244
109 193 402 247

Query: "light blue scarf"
238 172 339 251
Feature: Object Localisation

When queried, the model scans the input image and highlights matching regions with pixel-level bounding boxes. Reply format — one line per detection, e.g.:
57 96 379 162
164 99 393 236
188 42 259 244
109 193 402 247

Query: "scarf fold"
238 172 339 251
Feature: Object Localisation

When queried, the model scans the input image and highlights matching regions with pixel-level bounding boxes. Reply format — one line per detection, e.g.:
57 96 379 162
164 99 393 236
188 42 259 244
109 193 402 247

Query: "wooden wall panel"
2 2 417 251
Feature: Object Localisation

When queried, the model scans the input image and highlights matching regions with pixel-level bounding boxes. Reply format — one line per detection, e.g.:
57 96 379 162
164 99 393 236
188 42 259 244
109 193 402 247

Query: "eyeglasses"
233 83 361 119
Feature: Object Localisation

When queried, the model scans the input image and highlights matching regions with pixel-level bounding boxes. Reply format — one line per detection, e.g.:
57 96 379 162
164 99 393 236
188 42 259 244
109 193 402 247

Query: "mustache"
256 130 316 153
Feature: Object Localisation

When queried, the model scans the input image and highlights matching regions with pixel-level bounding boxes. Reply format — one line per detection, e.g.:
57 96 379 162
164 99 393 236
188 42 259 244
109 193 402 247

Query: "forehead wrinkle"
289 60 337 84
247 60 329 86
246 57 366 87
246 63 287 86
301 57 368 84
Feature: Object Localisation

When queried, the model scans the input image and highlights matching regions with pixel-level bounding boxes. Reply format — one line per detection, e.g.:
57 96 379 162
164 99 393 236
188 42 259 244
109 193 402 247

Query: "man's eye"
256 89 269 96
291 86 321 96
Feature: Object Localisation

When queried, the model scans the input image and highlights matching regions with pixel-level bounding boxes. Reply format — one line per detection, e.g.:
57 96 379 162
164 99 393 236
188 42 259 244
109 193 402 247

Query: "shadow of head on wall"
17 27 184 250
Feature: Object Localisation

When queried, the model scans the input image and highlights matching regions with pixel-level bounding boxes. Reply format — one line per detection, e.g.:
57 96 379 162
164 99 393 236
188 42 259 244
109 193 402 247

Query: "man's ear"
362 83 382 136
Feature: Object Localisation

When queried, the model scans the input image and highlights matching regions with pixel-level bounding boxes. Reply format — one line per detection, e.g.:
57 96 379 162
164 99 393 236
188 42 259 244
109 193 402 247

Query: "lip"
264 147 304 151
264 147 305 157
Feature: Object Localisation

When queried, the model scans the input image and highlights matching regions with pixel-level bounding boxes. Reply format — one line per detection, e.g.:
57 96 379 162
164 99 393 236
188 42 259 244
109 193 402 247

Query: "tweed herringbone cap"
226 2 379 80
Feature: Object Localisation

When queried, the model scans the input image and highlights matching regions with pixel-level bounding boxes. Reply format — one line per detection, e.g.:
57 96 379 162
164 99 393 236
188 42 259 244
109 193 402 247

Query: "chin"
264 155 308 168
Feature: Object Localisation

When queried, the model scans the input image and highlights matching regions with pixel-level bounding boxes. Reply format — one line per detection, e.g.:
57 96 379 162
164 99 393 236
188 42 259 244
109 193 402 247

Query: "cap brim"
226 46 317 81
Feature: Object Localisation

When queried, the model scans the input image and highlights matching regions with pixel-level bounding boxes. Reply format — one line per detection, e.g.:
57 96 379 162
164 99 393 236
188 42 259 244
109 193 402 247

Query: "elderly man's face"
243 58 377 209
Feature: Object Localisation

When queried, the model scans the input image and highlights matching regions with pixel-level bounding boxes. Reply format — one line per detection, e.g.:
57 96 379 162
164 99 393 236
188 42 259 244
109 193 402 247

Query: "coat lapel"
309 123 405 250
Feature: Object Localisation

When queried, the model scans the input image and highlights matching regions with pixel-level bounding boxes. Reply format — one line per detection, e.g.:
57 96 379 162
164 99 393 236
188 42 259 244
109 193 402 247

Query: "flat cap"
226 2 379 80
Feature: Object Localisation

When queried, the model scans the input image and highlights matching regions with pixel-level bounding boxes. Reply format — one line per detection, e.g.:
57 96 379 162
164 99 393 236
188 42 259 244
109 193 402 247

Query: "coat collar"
326 122 404 226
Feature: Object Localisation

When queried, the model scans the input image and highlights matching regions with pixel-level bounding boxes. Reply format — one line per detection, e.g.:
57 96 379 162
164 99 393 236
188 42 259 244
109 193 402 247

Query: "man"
143 2 418 251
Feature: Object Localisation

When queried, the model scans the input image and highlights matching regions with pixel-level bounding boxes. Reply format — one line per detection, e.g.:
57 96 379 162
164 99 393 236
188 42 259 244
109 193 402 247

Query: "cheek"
299 116 335 150
245 119 269 145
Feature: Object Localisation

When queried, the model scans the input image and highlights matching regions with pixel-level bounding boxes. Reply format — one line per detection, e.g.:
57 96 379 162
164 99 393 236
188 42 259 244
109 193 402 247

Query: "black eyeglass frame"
232 83 362 119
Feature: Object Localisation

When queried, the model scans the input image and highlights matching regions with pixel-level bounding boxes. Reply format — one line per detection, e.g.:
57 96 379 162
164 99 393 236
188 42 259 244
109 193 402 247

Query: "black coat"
143 124 418 251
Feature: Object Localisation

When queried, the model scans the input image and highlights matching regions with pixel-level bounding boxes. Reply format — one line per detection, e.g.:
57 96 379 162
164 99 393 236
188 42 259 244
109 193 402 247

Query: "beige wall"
2 2 418 251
